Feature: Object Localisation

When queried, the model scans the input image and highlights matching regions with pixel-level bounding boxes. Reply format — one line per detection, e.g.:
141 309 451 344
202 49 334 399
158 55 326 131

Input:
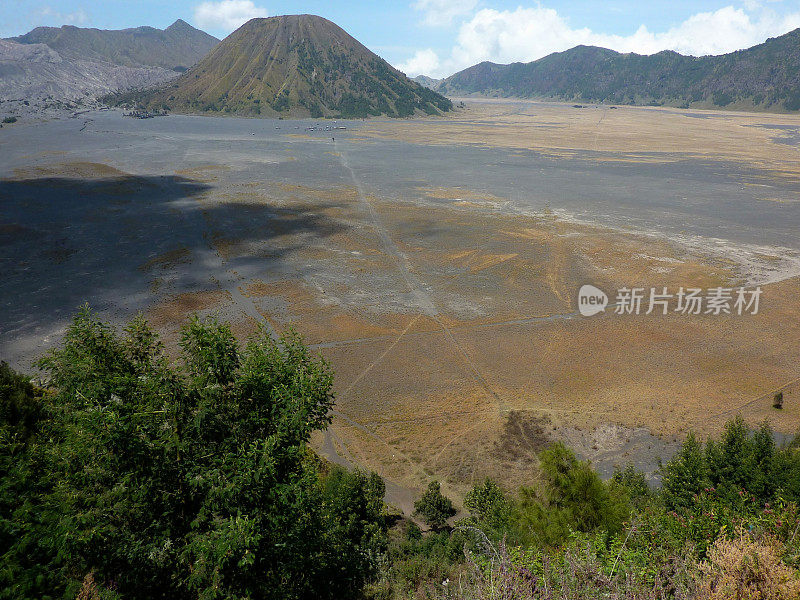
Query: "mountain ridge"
10 20 219 71
436 28 800 112
0 37 178 120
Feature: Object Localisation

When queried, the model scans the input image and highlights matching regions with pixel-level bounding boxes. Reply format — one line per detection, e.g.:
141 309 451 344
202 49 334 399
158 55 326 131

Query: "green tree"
1 308 387 600
0 362 56 597
661 432 709 511
0 361 44 442
464 478 511 530
611 464 650 507
545 443 629 533
318 466 388 592
414 481 456 530
516 443 629 546
746 421 777 501
706 416 750 492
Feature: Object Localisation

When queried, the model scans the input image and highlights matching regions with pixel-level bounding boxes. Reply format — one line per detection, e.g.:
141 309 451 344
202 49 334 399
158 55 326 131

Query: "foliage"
662 417 800 512
0 361 43 442
431 537 701 600
389 420 800 597
0 309 387 600
661 432 709 511
611 464 651 507
515 443 630 546
6 308 800 599
414 481 457 531
698 533 800 600
463 479 512 532
366 520 471 599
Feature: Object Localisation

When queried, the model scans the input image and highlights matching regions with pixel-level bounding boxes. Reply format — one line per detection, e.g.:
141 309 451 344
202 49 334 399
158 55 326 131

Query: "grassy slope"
132 15 452 118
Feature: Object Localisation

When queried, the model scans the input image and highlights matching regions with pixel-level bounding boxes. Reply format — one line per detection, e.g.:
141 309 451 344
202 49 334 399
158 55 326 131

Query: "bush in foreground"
6 310 800 599
0 309 387 600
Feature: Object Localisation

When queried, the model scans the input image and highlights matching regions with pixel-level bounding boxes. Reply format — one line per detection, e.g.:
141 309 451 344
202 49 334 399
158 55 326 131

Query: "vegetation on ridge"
437 28 800 112
114 15 452 118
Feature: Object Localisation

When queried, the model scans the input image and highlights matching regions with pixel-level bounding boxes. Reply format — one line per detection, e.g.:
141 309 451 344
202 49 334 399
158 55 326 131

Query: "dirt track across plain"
2 101 800 506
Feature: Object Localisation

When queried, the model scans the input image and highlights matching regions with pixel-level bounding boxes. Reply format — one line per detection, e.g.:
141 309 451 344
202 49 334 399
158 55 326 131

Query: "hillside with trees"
437 28 800 112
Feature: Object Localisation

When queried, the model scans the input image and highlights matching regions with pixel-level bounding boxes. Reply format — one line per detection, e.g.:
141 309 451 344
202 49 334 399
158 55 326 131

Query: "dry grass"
122 180 800 500
10 161 127 180
37 112 796 504
698 534 800 600
138 248 191 272
361 101 800 177
146 290 232 329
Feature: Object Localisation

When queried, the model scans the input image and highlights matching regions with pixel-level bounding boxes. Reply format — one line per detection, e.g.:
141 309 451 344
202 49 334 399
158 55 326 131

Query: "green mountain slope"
437 29 800 112
412 75 441 89
11 19 218 71
128 14 452 118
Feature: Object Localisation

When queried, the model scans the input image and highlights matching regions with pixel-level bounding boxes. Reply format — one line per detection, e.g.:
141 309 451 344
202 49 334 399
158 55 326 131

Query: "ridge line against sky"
3 1 800 78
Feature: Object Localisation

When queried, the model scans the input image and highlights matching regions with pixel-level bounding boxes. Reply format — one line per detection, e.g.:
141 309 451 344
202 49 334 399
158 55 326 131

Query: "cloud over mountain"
194 0 268 34
397 3 800 78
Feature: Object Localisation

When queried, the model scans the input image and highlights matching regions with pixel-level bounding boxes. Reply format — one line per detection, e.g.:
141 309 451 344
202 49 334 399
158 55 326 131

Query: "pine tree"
661 432 709 511
414 481 456 530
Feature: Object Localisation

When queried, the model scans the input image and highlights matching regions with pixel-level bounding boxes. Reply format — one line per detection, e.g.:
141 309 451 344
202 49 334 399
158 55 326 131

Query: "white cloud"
396 48 442 76
37 7 89 26
413 0 478 27
193 0 268 34
398 4 800 78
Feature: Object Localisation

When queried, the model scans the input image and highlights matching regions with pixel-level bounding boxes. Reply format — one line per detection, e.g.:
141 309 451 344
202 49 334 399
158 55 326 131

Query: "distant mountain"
123 15 452 118
0 38 176 114
412 75 440 89
437 28 800 112
10 19 218 71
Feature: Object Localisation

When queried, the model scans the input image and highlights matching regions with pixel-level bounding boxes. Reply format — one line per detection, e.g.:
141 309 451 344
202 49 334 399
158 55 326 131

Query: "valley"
3 99 800 509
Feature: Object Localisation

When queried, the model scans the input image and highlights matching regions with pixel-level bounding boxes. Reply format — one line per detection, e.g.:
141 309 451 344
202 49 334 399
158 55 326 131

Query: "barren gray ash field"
3 5 800 600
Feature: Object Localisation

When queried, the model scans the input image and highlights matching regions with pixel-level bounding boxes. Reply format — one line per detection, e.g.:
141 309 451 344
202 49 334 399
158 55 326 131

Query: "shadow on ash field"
2 104 800 511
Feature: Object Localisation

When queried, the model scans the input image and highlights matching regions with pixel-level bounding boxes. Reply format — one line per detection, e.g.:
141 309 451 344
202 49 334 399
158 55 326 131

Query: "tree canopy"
0 309 387 600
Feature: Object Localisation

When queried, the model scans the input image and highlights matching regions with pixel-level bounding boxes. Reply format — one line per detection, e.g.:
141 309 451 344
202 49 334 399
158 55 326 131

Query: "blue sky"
3 1 800 77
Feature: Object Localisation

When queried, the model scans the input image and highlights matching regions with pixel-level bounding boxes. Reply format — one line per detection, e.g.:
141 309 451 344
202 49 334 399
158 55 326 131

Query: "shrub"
698 533 800 600
436 536 702 600
415 481 457 530
464 478 511 531
2 116 17 124
611 464 650 507
1 309 387 600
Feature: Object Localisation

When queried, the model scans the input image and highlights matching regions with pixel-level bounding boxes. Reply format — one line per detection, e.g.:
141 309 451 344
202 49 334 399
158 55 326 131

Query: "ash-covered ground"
2 102 800 509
